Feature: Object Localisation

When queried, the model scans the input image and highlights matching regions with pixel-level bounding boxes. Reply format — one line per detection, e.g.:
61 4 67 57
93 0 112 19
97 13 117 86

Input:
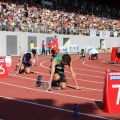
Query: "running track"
0 54 120 120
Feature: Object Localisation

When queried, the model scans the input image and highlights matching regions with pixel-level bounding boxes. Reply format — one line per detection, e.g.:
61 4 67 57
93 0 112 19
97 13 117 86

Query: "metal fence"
0 24 120 37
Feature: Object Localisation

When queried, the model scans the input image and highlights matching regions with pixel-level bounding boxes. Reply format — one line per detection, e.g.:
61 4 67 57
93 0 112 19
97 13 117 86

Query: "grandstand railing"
0 24 120 37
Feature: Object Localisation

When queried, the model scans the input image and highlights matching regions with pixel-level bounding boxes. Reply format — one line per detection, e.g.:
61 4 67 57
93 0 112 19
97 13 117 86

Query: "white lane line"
82 61 107 70
71 59 105 73
40 61 104 78
9 71 104 84
65 71 104 78
0 82 101 101
77 78 103 84
67 85 103 92
0 96 111 120
8 73 103 91
73 67 104 73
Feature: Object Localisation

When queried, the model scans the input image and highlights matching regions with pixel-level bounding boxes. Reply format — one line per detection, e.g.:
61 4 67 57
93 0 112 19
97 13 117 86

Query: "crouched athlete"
15 51 35 74
78 49 86 60
47 54 79 91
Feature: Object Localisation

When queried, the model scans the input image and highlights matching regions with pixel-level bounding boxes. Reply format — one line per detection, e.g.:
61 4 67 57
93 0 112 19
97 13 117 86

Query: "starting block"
52 86 61 90
0 58 8 78
36 75 46 88
5 55 13 71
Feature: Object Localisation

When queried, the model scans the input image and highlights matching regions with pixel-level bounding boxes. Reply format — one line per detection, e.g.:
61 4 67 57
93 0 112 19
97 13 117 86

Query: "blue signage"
110 76 120 80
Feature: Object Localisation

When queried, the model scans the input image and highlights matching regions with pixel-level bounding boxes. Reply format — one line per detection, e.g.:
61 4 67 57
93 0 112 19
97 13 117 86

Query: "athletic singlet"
22 52 30 64
81 51 85 57
55 56 64 74
52 53 57 58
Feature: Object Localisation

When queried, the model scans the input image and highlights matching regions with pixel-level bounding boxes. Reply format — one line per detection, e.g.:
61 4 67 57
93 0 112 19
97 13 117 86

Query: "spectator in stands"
0 1 120 37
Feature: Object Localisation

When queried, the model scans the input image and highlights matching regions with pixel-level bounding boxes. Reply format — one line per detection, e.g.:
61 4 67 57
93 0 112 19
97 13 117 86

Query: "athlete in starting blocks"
15 50 38 74
47 54 79 91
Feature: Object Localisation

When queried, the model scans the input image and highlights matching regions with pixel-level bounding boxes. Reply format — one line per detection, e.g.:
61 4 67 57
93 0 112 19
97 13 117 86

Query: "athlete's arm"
69 62 79 89
35 51 39 66
46 58 57 91
30 52 35 72
15 52 23 74
36 51 38 61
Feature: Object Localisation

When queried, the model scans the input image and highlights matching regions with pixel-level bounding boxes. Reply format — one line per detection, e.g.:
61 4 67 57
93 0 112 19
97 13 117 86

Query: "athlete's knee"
59 83 67 90
61 86 66 90
53 73 60 81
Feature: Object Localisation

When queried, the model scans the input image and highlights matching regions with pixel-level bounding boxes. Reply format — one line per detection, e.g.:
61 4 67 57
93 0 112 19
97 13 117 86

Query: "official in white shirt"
89 48 98 60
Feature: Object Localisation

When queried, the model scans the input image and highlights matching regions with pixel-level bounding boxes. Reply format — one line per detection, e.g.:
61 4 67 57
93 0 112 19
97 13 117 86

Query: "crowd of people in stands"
0 1 120 37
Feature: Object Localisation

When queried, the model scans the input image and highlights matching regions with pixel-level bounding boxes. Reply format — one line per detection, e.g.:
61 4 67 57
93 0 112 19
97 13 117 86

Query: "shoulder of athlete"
52 58 57 66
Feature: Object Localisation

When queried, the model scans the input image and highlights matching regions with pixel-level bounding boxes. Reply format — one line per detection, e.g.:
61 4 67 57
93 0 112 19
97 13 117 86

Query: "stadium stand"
0 0 119 37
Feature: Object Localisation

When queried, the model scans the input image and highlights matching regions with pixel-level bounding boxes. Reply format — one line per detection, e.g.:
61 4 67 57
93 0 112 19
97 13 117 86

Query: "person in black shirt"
78 49 86 60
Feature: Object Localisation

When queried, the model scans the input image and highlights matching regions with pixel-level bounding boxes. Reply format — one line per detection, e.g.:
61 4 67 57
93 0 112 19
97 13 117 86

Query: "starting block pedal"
52 86 61 90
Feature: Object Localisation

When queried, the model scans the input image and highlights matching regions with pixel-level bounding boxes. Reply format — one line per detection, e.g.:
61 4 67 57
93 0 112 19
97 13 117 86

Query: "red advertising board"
103 70 120 113
111 47 117 62
0 59 8 78
111 47 120 62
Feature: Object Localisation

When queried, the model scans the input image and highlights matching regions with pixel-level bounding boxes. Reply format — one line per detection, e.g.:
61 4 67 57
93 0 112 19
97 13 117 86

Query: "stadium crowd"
0 1 120 37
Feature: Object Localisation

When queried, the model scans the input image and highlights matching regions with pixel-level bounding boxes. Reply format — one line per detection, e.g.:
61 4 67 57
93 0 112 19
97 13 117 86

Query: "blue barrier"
59 46 68 54
85 46 95 53
70 45 79 53
63 47 67 54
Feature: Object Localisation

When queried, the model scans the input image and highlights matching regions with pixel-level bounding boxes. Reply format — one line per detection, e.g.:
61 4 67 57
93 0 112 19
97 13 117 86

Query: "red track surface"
0 54 120 120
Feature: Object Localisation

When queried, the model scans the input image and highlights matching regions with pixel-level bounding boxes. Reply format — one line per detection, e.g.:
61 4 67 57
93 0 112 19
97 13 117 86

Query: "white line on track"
9 70 104 84
0 82 101 101
73 67 104 73
0 95 112 120
67 85 103 92
40 61 104 78
8 73 103 91
77 78 103 84
13 57 105 81
82 61 107 70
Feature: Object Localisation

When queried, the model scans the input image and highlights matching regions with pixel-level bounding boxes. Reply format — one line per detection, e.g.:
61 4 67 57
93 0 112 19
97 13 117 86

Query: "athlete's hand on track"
15 70 19 75
75 86 80 90
31 70 37 74
46 86 52 91
106 69 110 72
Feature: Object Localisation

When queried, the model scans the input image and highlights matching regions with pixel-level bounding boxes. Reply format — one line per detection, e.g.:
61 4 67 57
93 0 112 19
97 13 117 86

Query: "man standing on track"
53 35 58 55
46 54 79 91
48 40 53 54
41 40 45 55
30 41 34 52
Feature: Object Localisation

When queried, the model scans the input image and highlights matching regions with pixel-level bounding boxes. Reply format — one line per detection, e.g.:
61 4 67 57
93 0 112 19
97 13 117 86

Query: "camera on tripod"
36 75 46 88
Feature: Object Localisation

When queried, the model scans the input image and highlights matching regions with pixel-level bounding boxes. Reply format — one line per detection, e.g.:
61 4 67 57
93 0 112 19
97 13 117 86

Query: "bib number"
0 65 5 74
